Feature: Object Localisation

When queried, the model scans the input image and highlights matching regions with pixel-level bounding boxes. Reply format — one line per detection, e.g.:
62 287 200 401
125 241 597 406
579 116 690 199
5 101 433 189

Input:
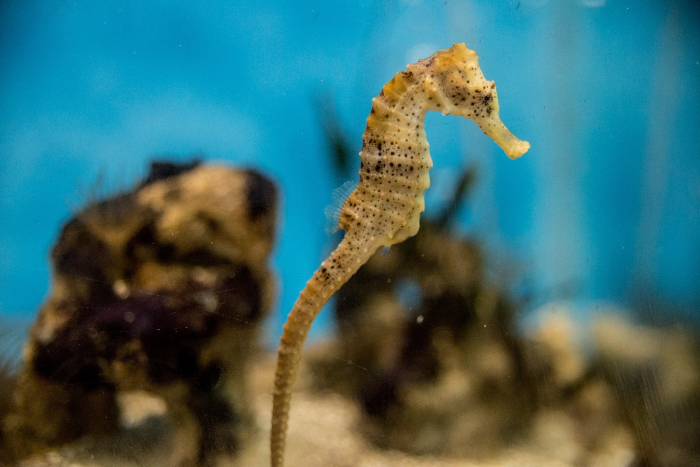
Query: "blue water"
1 0 699 345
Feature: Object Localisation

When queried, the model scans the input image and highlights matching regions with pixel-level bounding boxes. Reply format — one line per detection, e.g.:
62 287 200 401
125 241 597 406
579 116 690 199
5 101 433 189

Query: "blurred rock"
305 164 640 465
308 178 536 458
1 161 278 466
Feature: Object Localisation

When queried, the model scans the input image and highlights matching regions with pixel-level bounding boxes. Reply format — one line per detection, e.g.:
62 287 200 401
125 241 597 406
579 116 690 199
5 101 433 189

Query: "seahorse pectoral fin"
475 117 530 160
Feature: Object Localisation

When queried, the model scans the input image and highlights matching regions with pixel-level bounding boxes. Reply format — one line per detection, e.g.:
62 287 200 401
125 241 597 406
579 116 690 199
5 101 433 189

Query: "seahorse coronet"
270 43 529 467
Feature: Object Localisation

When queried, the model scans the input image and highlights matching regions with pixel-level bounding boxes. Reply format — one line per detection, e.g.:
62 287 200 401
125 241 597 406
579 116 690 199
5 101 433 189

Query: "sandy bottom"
19 354 635 467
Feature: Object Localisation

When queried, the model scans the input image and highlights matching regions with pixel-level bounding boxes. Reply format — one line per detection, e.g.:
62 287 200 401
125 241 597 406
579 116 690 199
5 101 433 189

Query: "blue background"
1 0 699 346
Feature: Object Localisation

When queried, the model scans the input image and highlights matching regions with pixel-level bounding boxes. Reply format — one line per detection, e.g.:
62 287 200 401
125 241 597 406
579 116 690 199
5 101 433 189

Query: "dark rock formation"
2 161 278 466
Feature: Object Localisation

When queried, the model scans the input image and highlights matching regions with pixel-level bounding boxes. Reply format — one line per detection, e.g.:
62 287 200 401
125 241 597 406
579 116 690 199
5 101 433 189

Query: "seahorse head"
416 43 530 159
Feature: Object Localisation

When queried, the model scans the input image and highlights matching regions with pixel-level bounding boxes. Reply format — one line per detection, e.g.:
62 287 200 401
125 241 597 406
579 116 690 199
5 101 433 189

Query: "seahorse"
271 43 529 467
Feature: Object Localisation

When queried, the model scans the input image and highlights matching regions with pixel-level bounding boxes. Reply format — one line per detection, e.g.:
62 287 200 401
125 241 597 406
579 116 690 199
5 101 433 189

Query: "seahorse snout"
475 116 530 159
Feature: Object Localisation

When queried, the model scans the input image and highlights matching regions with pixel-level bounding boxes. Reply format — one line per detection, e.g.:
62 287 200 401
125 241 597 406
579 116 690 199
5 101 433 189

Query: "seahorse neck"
366 75 436 150
340 72 437 245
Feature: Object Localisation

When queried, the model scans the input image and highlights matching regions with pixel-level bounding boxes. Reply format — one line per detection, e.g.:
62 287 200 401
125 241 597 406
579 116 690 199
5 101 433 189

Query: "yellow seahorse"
271 43 530 467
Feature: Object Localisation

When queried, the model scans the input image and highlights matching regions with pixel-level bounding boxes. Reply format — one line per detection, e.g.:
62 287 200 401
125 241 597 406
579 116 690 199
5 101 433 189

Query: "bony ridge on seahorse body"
271 43 530 467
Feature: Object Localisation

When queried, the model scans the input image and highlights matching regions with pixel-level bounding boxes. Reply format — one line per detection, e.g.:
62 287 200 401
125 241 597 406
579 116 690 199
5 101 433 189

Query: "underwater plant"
271 43 530 467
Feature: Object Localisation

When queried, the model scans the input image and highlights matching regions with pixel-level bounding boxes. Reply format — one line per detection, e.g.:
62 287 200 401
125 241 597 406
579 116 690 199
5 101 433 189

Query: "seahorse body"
271 43 529 467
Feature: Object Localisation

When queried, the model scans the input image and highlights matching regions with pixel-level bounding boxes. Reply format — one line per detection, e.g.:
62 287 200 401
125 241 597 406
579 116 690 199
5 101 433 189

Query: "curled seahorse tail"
271 234 376 467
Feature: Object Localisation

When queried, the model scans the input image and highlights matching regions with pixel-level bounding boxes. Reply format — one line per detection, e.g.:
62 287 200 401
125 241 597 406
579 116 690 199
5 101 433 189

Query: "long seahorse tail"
271 233 375 467
270 293 315 467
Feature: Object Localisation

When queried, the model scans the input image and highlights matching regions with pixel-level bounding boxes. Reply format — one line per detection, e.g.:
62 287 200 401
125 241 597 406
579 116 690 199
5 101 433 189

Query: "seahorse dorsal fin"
323 180 356 234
